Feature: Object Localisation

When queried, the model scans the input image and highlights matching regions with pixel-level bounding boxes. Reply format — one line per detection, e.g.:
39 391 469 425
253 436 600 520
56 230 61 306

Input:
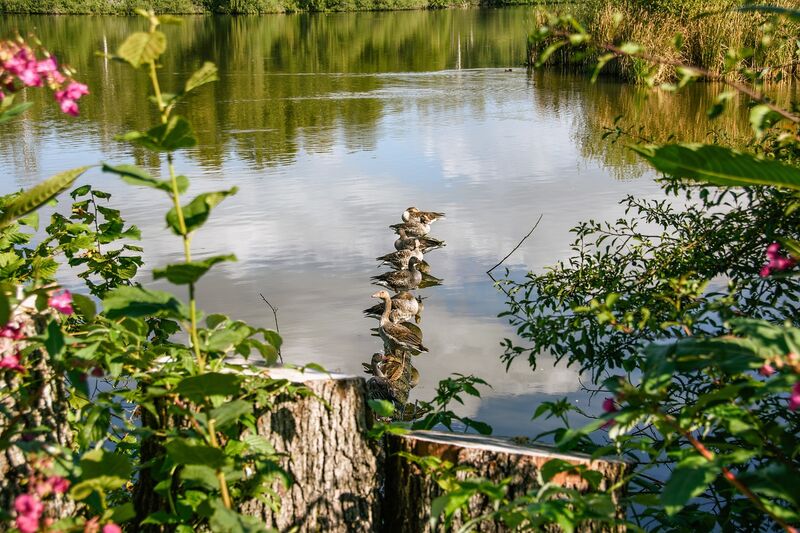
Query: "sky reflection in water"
0 10 709 437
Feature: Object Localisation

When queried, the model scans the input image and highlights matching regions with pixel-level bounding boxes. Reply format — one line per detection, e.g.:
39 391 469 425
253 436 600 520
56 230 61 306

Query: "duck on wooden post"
390 220 430 238
371 256 423 291
363 291 422 323
371 290 428 354
394 229 445 253
376 239 423 269
402 206 445 225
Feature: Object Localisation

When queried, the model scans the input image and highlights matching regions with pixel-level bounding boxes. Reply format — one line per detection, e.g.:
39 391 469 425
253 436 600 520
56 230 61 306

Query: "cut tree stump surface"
384 430 630 532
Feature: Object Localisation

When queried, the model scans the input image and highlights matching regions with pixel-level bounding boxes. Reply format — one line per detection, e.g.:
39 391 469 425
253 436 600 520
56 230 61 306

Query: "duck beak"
371 291 382 298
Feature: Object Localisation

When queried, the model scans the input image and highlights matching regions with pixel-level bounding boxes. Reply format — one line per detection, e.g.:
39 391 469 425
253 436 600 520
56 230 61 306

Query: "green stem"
147 49 228 508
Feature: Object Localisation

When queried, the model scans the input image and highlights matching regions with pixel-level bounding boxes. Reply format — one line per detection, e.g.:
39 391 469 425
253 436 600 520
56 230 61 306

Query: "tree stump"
383 430 630 532
239 368 382 532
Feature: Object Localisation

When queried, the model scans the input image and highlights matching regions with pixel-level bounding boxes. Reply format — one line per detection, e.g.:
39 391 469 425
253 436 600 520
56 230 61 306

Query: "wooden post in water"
239 368 383 532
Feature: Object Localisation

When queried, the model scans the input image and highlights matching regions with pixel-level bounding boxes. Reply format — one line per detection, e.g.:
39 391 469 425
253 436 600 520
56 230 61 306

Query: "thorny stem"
662 414 797 533
147 39 229 507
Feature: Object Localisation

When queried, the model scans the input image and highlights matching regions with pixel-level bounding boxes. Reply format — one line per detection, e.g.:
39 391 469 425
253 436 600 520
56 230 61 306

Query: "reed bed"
529 0 800 84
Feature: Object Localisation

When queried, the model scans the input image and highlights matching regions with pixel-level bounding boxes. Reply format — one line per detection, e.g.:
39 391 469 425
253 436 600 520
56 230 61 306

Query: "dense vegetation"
428 4 800 531
0 0 539 14
529 0 800 83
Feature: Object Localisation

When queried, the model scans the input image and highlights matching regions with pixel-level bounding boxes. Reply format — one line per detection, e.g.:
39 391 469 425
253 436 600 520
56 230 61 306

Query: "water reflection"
364 207 444 417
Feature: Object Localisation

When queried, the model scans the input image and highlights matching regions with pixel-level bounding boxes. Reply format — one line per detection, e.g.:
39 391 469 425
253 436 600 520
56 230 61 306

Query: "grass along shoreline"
527 0 800 84
0 0 543 14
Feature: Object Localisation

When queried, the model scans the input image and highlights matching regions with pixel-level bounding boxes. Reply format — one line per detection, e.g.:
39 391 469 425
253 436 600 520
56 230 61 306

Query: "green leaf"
209 499 272 533
102 163 188 194
210 400 251 429
661 460 720 515
166 188 238 236
633 144 800 191
71 293 97 321
0 166 92 229
153 255 236 285
0 291 10 326
737 5 800 20
43 320 66 358
0 101 33 125
121 116 197 152
185 62 219 94
174 372 242 402
70 448 132 500
180 465 218 488
103 286 187 319
166 439 226 468
749 104 781 138
242 434 276 455
116 31 167 68
368 399 395 417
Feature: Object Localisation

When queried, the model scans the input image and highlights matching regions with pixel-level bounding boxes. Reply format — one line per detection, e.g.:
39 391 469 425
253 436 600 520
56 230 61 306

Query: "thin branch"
259 293 283 363
487 214 544 275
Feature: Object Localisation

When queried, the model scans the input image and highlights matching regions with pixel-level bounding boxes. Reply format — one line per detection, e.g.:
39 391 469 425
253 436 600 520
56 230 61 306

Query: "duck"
394 229 445 253
363 291 422 322
403 207 445 225
371 256 422 291
390 220 430 238
376 239 423 269
371 290 428 354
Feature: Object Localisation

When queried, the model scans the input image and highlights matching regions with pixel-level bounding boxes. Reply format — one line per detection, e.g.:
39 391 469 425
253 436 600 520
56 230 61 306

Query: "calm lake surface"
0 9 752 436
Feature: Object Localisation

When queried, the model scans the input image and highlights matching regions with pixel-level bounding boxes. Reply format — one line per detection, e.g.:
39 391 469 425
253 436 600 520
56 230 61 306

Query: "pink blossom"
17 68 41 87
16 515 39 533
0 322 25 340
760 265 772 278
0 90 4 101
58 98 78 116
102 524 122 533
14 494 43 516
48 476 70 494
35 57 57 74
759 363 776 377
64 81 88 100
0 353 24 372
766 242 781 259
602 397 618 413
48 290 74 315
790 383 800 411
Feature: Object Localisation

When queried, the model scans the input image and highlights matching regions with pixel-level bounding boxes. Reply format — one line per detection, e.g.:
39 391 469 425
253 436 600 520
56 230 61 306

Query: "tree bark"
383 430 630 532
239 368 383 532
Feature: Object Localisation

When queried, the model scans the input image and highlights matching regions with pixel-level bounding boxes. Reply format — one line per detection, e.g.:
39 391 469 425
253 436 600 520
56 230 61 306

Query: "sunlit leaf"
166 187 238 235
0 166 92 229
185 62 219 94
153 254 236 285
116 31 167 68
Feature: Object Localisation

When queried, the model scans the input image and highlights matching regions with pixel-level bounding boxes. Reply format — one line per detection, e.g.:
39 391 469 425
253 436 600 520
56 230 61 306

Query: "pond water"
0 9 751 436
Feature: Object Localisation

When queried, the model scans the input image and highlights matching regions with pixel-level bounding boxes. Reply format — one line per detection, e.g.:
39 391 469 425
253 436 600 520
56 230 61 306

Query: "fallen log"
383 430 630 532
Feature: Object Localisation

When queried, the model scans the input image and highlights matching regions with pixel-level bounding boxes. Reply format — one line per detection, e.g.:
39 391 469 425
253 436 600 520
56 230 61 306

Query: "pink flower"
759 363 776 377
0 90 4 101
58 98 78 116
0 322 25 340
760 265 772 278
48 290 74 315
35 57 57 74
102 524 122 533
14 494 43 516
789 383 800 411
602 397 618 413
17 68 41 87
766 242 781 259
64 81 88 100
16 515 39 533
0 353 24 372
48 476 70 494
